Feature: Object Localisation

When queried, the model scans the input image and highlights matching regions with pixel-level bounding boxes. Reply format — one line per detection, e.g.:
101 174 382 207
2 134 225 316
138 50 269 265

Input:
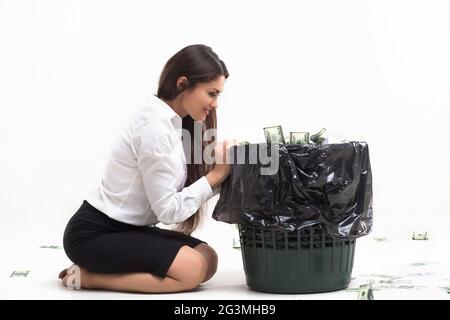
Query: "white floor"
2 223 450 300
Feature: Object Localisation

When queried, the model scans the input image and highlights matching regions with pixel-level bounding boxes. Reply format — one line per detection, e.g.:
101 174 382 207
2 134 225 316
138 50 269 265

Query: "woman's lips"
203 108 210 116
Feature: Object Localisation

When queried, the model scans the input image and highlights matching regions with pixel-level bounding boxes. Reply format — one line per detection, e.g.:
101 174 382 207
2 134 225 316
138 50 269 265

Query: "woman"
59 44 235 293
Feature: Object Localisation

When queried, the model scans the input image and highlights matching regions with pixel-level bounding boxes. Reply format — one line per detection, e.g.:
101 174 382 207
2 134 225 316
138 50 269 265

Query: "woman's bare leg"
193 243 219 283
58 245 208 293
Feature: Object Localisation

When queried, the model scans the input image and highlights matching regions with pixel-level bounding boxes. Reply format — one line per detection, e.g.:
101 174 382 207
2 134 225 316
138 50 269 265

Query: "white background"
1 0 450 299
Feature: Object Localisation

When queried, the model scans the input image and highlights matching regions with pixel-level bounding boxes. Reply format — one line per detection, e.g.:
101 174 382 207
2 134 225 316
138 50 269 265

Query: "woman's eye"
209 92 216 97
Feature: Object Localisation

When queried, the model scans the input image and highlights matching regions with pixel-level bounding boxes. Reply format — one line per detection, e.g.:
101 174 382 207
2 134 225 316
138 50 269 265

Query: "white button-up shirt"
85 94 217 226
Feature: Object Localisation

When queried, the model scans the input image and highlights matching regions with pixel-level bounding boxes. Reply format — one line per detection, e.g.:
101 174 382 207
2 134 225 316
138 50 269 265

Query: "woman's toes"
61 265 83 289
62 273 74 288
58 268 68 280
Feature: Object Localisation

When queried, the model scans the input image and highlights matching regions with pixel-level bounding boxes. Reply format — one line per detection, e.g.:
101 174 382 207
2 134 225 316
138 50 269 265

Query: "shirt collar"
150 94 183 133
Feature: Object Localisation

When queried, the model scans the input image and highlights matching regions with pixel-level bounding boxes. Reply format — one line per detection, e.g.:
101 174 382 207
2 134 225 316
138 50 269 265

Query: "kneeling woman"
59 44 235 293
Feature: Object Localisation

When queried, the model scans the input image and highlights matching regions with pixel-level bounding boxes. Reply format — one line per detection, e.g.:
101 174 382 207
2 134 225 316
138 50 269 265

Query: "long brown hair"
156 44 229 235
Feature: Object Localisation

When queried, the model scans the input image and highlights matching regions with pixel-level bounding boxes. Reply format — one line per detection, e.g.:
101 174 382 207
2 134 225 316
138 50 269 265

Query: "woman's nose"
210 98 219 109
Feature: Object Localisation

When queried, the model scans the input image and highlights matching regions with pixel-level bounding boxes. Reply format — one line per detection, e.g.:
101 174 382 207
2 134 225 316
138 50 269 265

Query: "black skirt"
63 200 207 278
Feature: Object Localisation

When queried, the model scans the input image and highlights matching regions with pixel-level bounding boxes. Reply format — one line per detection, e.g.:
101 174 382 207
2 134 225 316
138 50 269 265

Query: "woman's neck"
162 96 188 118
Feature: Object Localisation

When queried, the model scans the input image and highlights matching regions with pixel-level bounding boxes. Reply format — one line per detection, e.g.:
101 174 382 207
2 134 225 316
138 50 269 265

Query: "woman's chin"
193 114 206 122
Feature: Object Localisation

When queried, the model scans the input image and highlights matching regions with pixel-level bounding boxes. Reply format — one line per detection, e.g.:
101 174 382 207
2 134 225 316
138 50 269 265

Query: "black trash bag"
212 142 373 239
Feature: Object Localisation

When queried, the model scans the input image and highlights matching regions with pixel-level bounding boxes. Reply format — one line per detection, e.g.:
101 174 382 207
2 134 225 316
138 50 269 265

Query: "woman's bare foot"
58 264 91 289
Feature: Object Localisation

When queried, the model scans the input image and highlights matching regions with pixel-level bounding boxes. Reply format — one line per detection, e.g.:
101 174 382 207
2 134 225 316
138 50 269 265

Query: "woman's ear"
177 76 188 91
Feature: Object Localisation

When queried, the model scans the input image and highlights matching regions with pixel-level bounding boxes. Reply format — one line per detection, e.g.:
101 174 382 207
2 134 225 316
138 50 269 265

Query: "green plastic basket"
238 224 356 294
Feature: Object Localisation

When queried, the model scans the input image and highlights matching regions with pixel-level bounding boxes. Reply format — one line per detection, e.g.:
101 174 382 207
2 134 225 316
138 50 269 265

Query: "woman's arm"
205 140 238 189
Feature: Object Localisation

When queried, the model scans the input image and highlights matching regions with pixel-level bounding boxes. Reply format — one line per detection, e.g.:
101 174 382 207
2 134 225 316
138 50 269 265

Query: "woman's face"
182 75 225 122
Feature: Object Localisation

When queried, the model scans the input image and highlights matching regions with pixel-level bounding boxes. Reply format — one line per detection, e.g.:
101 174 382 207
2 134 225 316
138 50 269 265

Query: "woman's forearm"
205 170 225 190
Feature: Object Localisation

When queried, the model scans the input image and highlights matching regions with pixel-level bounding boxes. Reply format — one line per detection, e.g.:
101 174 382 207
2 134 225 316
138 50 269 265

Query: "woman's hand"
206 139 239 189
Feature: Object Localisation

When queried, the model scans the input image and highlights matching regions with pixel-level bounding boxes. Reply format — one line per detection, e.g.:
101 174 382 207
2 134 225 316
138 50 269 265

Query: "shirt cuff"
189 176 214 206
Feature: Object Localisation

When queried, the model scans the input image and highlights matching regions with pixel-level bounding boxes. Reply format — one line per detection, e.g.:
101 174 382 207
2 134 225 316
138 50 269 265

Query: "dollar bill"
357 282 374 300
39 245 63 249
10 270 30 278
263 125 285 145
310 128 327 144
412 231 429 240
289 132 310 144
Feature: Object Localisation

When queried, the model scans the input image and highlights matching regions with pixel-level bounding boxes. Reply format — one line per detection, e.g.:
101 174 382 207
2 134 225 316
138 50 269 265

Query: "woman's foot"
58 264 91 289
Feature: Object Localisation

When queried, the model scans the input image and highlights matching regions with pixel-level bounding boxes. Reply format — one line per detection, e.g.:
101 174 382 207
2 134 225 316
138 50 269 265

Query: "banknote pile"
263 126 327 145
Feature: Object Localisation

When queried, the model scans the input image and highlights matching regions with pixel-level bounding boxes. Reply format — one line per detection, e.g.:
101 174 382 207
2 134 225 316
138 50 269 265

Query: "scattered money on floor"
10 270 30 278
39 245 63 249
412 231 429 240
357 282 374 300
